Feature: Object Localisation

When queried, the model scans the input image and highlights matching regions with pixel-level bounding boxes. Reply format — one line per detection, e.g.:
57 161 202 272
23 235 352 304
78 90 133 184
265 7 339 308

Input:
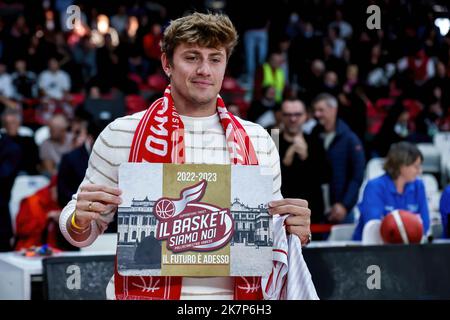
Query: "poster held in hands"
117 163 273 277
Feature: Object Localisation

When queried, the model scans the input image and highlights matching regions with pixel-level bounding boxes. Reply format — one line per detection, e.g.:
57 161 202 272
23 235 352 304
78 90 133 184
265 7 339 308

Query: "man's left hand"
268 198 311 246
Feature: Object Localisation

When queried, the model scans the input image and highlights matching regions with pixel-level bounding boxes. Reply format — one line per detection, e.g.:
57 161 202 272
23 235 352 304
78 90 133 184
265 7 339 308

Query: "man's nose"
196 60 211 76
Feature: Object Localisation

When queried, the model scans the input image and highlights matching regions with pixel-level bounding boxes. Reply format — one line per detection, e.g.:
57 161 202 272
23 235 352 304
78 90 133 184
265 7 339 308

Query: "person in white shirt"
0 62 14 99
59 12 314 300
328 10 353 39
39 114 74 176
38 58 71 100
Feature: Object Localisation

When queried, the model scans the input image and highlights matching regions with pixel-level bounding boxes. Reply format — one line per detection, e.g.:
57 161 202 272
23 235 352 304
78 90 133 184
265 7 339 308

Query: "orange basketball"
380 210 423 244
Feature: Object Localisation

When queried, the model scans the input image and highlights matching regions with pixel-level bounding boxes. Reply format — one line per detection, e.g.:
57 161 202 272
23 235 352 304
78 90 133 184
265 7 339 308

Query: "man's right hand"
74 184 122 229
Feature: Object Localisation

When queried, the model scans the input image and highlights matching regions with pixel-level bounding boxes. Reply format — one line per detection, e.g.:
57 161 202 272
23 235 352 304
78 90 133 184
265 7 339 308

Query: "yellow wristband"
71 211 88 230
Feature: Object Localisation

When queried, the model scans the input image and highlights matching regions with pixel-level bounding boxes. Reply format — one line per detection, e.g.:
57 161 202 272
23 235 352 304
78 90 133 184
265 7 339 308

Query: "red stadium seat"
125 95 147 115
310 224 333 234
221 76 246 95
69 93 85 108
147 73 168 92
403 99 423 121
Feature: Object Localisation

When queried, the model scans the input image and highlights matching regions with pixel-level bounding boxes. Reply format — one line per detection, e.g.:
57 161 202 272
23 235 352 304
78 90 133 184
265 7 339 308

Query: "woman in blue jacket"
353 142 430 240
439 186 450 238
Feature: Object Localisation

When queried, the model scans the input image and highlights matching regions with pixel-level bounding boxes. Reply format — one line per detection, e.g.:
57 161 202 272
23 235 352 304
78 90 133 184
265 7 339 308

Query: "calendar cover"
116 163 273 277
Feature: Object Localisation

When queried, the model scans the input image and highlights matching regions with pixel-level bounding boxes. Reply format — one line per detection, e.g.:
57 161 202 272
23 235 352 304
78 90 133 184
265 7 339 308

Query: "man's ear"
161 53 171 77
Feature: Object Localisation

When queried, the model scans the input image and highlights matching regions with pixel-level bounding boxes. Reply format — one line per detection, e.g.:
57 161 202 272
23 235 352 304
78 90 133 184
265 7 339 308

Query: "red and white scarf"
114 86 318 300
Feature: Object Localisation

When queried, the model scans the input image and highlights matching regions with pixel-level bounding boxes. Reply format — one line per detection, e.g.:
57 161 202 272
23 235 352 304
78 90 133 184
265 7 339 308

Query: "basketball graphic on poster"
154 199 175 219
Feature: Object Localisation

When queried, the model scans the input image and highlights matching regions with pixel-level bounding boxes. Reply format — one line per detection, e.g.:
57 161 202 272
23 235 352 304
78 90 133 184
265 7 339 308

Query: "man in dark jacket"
2 109 39 175
312 93 365 223
57 141 89 208
278 98 329 223
56 117 115 232
56 117 109 248
0 133 22 251
57 119 101 207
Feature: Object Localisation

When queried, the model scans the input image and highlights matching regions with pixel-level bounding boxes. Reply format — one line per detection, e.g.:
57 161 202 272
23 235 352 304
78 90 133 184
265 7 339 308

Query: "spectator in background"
362 43 383 83
253 51 286 103
111 5 129 35
57 118 101 207
0 132 22 251
128 48 150 83
322 40 346 80
372 103 410 157
38 58 71 100
423 61 450 109
302 106 318 135
72 36 97 84
363 44 396 88
243 5 269 83
328 10 353 40
279 98 329 223
326 26 346 59
266 106 283 131
0 61 14 100
342 64 359 94
15 176 78 251
322 70 340 97
70 113 91 149
285 12 302 40
440 185 450 239
26 35 48 73
412 97 442 143
397 48 435 87
277 37 291 84
247 86 279 128
353 142 429 241
11 59 38 100
53 32 74 72
1 109 39 175
3 15 30 65
312 93 365 224
339 81 368 144
39 114 73 176
288 20 322 80
142 23 163 74
96 33 126 92
301 59 325 104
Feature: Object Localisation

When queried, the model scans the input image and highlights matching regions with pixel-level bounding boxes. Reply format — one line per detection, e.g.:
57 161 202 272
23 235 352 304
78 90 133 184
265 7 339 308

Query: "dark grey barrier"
43 255 115 300
303 243 450 299
42 244 450 300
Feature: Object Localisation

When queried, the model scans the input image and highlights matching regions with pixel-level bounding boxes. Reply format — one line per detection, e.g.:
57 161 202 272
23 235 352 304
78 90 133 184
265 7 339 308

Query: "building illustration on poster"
118 197 272 247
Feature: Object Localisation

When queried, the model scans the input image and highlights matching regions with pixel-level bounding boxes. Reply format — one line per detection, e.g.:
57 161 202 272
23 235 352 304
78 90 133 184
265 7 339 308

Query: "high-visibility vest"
262 63 285 103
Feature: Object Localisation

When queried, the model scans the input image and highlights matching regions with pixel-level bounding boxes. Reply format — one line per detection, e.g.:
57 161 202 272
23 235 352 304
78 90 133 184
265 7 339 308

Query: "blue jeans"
244 29 268 80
